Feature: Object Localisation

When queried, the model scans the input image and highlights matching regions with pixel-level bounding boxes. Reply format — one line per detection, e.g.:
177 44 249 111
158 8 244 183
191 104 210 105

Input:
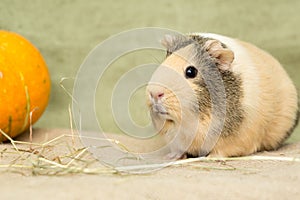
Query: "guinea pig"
146 33 299 159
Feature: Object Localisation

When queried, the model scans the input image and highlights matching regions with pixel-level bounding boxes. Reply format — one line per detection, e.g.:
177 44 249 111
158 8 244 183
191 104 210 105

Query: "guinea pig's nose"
147 84 166 102
150 91 164 101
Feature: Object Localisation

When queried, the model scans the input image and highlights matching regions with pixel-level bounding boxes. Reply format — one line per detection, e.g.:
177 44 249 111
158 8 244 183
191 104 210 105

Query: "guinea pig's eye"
185 66 198 79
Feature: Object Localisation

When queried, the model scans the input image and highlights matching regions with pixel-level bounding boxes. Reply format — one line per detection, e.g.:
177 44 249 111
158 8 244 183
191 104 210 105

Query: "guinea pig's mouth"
152 104 168 115
149 103 175 122
157 111 169 115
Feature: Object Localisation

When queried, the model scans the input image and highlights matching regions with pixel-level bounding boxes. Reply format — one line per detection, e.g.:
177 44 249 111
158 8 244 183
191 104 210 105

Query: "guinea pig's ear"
160 34 176 49
204 40 234 71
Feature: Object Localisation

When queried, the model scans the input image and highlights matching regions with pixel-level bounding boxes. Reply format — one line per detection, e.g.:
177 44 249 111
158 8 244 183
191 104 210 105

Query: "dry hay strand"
1 127 300 176
0 129 118 175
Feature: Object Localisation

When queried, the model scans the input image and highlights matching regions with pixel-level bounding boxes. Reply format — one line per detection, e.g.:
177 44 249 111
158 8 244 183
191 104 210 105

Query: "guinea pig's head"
146 34 234 133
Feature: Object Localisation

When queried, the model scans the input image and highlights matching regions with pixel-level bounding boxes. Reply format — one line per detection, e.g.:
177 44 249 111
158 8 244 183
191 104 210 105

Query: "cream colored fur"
147 33 298 158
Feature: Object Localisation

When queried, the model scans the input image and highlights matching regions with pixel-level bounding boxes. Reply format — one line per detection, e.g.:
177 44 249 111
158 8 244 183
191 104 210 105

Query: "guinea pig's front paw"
165 152 187 160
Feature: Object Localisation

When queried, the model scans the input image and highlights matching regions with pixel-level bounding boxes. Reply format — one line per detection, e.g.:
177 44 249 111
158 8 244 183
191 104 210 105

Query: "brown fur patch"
220 71 244 136
193 68 244 137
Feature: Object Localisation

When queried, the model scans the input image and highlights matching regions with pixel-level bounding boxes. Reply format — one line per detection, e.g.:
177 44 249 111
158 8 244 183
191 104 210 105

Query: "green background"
1 0 299 141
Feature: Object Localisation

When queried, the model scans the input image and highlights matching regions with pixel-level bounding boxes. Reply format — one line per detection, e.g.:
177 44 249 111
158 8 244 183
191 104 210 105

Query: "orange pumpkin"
0 30 51 141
